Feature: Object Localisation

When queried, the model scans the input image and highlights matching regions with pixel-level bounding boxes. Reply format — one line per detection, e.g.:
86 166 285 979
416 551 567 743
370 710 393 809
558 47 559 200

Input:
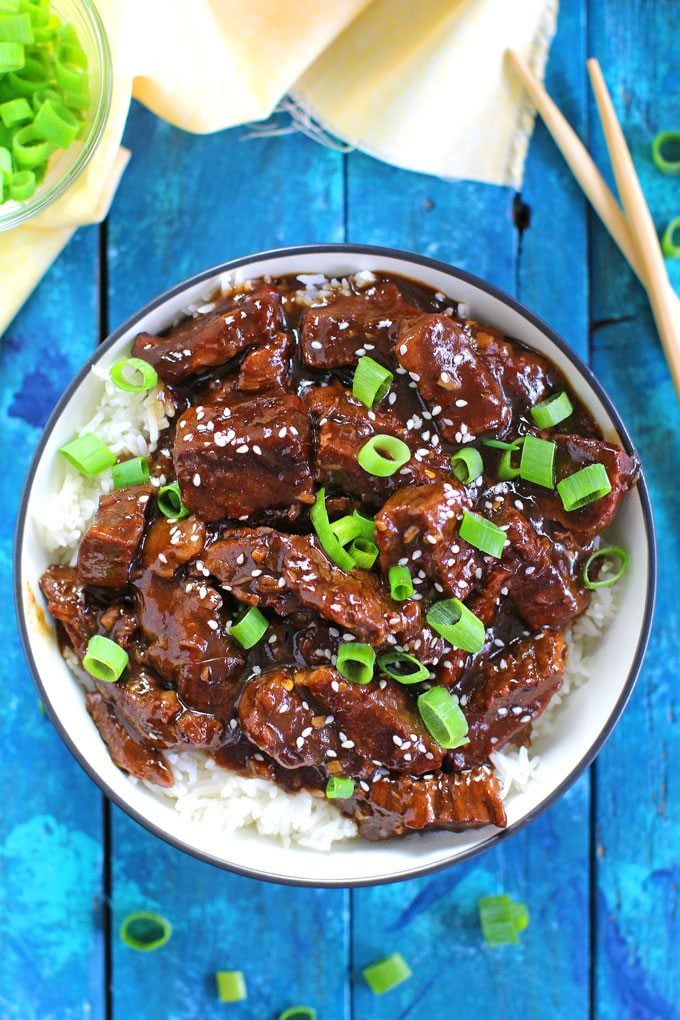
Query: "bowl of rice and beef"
15 245 655 886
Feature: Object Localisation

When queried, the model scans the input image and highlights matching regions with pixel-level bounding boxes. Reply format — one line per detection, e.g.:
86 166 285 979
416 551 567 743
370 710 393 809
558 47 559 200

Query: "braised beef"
86 688 174 786
77 484 154 590
468 320 554 408
39 565 97 656
141 515 206 578
237 332 292 392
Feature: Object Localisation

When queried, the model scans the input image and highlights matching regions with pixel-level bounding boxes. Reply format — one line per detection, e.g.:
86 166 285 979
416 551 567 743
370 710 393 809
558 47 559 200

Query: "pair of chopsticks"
506 50 680 399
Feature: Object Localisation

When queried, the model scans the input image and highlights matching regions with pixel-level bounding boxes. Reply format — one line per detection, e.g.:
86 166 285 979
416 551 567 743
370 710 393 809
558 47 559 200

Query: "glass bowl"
0 0 112 232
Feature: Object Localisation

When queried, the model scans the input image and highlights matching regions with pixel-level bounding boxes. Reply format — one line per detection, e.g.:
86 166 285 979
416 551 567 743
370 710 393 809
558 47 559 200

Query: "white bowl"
14 245 656 886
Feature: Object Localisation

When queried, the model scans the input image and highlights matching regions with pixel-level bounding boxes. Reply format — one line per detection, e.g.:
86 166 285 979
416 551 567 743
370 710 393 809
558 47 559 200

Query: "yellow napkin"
0 0 557 335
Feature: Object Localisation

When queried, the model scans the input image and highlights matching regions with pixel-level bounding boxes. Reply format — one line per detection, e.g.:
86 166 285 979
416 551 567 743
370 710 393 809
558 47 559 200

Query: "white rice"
38 289 618 849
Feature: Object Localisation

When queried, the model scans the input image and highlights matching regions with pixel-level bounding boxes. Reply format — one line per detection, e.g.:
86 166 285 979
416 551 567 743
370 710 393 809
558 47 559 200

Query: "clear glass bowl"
0 0 112 231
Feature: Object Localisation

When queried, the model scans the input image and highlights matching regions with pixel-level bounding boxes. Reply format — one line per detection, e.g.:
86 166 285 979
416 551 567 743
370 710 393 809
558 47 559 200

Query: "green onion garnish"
377 651 429 684
110 357 158 393
651 131 680 175
0 42 25 73
231 607 268 649
352 510 376 540
157 481 189 520
362 953 412 995
582 545 629 590
349 536 379 570
661 216 680 259
450 447 483 484
119 911 172 952
12 123 53 167
557 462 611 511
278 1008 317 1020
459 510 506 559
498 442 522 481
478 895 529 946
426 598 485 654
0 96 31 127
9 167 34 199
352 355 394 407
388 564 414 601
215 971 247 1003
0 12 34 45
530 391 574 429
330 514 361 546
482 439 518 450
417 686 469 749
310 487 355 572
112 456 150 490
519 434 556 488
325 776 355 799
357 434 411 477
59 432 116 477
83 635 129 683
336 641 375 685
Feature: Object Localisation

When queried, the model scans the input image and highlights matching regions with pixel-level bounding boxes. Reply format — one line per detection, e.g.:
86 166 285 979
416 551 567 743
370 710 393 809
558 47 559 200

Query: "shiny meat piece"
239 667 341 768
300 281 420 368
134 571 243 719
173 393 315 522
453 631 566 767
237 332 292 392
537 434 638 540
304 381 449 508
204 527 420 646
77 484 154 590
396 315 511 440
467 321 553 406
39 565 96 657
375 481 478 599
297 667 443 775
131 285 283 384
346 768 506 839
141 515 206 578
86 689 173 786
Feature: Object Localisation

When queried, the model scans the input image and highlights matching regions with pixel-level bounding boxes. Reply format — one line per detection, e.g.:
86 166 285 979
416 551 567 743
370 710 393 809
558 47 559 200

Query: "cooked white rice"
38 279 618 850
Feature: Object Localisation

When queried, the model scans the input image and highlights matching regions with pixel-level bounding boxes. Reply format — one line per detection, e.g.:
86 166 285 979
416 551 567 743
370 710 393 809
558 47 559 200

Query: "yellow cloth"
0 0 557 334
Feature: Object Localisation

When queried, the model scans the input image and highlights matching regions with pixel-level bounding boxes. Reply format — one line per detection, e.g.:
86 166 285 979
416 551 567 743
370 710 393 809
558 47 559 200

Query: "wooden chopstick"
587 58 680 396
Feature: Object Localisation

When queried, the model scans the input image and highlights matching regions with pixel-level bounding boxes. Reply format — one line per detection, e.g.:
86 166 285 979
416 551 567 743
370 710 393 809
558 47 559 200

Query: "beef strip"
173 393 315 522
131 285 283 383
299 281 420 368
86 688 174 786
396 314 512 440
237 332 292 392
345 767 506 839
467 321 554 407
77 484 155 590
134 571 243 720
304 381 450 508
141 515 206 578
39 565 97 657
451 630 566 768
204 527 420 646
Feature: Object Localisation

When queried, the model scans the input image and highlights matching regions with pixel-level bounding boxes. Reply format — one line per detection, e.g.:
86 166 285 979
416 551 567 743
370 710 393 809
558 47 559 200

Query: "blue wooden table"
2 1 679 1017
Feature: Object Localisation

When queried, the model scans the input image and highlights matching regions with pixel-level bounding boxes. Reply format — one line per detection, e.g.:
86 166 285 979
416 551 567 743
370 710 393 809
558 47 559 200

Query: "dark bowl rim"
13 242 657 888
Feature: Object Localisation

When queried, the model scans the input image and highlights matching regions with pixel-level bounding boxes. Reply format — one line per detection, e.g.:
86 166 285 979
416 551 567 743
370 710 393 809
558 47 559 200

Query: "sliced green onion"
157 480 189 520
330 514 361 546
83 635 129 684
31 85 60 111
112 456 150 490
357 434 411 477
110 357 158 393
231 606 268 649
459 510 506 559
59 432 116 476
557 462 611 511
325 776 355 799
352 355 394 407
8 167 34 199
53 41 87 93
498 442 522 481
530 391 574 429
479 895 529 947
417 686 469 749
450 447 483 484
0 42 24 72
310 487 355 572
482 438 518 450
519 434 556 489
0 13 34 43
388 564 413 601
278 1008 316 1020
33 96 78 147
661 216 680 259
582 545 629 590
349 536 379 569
0 95 31 125
651 131 680 175
426 598 485 654
336 641 375 685
119 911 172 952
352 510 375 540
12 122 52 166
377 651 429 684
0 144 11 180
362 953 412 995
8 55 50 96
215 971 247 1003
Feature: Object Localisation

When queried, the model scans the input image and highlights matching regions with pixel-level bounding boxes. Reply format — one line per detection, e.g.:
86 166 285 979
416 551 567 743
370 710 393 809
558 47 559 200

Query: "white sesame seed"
192 473 201 486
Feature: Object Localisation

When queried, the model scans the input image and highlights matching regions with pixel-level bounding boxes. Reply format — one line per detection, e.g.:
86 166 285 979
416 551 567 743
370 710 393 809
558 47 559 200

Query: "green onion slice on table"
557 462 611 511
119 911 172 952
357 434 411 477
336 642 375 685
59 432 116 477
426 598 485 654
83 635 128 683
215 970 247 1003
661 216 680 259
353 355 394 407
478 894 530 947
278 1007 317 1020
582 545 629 589
230 607 268 649
651 131 680 175
417 686 469 749
362 953 412 995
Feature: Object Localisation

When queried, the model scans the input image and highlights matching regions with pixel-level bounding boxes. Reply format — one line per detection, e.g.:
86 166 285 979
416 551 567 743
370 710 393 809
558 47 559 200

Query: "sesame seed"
455 399 468 407
192 473 201 486
236 444 248 453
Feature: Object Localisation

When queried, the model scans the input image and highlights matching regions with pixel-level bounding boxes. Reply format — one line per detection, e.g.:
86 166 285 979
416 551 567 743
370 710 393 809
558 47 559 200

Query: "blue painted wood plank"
107 106 350 1020
0 227 105 1019
588 1 680 1016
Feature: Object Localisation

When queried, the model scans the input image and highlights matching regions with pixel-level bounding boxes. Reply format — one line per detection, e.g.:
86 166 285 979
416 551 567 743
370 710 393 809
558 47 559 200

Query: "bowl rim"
13 242 657 887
